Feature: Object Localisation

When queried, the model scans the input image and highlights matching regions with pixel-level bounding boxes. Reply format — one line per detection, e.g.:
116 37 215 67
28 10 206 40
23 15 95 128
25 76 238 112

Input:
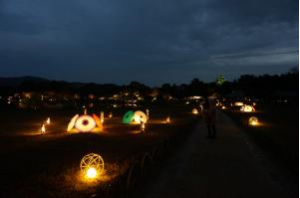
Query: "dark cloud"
0 0 298 85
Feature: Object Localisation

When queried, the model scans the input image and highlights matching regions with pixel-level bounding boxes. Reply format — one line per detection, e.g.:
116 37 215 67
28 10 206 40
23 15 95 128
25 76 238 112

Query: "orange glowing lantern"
41 124 46 135
166 116 171 123
67 114 103 132
80 153 104 180
249 116 259 126
46 117 50 125
192 108 199 115
240 105 255 112
132 111 148 124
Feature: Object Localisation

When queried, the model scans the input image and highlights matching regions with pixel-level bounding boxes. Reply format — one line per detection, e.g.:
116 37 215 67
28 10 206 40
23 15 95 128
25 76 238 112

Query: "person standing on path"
203 97 217 138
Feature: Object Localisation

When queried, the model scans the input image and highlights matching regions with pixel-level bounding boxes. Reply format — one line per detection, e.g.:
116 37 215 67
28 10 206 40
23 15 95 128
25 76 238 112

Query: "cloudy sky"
0 0 298 85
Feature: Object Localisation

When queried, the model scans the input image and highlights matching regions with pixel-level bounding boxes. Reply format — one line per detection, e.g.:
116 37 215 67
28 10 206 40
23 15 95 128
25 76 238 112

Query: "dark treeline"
0 71 298 101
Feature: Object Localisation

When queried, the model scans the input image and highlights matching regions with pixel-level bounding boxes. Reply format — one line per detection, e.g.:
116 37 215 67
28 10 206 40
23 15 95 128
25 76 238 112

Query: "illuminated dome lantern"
240 105 255 113
67 114 103 132
122 111 135 124
249 116 259 126
132 110 148 124
80 153 105 180
122 110 148 124
234 102 244 107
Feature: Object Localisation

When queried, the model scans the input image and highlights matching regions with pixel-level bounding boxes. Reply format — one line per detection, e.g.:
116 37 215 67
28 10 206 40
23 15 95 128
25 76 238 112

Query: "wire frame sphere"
249 116 259 126
80 153 105 177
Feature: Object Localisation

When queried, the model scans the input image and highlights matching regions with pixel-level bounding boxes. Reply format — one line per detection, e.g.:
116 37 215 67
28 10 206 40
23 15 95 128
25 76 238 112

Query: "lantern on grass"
249 116 259 126
141 122 145 132
80 153 104 180
166 116 171 123
67 114 103 132
100 111 104 123
122 111 134 124
132 111 148 124
108 112 113 118
240 105 255 112
192 108 199 115
41 124 46 135
46 117 50 125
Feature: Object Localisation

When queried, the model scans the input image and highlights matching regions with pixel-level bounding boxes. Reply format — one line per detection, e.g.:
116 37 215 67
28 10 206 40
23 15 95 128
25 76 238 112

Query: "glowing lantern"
240 105 255 112
166 116 171 123
146 109 150 119
132 111 148 124
100 111 104 123
192 108 199 115
221 106 226 110
249 116 259 126
41 124 45 135
80 153 104 180
84 108 87 115
122 111 135 124
67 114 102 132
46 117 50 125
108 112 113 118
234 102 244 107
141 122 145 132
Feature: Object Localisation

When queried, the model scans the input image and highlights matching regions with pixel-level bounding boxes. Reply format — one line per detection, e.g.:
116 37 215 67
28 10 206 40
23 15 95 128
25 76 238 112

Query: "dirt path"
135 111 295 198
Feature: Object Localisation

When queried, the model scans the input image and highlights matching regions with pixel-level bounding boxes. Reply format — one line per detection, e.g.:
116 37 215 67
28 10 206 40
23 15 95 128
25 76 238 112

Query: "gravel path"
135 112 294 198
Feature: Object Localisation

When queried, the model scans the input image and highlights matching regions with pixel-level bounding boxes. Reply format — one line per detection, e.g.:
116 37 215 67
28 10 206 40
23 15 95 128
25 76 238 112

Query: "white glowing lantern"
166 116 171 123
132 111 148 124
221 106 226 110
235 102 244 107
108 112 113 118
67 114 103 132
100 111 104 123
141 122 145 132
41 124 46 135
240 105 255 112
80 153 104 180
146 109 150 119
46 117 50 125
192 108 199 115
249 116 259 126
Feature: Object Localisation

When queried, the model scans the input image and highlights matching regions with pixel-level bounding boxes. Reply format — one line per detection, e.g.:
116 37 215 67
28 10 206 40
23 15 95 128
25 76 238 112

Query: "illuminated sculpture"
249 116 259 126
132 111 148 124
192 108 199 115
240 105 255 112
166 116 171 123
67 114 103 132
122 110 148 124
80 153 104 179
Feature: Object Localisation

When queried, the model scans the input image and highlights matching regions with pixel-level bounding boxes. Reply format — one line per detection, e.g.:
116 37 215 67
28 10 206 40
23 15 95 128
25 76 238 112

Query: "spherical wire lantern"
80 153 105 179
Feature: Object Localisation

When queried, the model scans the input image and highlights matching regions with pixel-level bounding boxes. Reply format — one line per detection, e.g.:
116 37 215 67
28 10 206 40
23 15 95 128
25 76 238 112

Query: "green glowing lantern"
122 111 134 124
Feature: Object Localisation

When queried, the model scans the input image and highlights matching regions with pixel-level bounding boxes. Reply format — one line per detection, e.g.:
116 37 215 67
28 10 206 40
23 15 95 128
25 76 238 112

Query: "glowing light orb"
221 106 226 110
68 114 102 132
108 112 113 118
192 108 199 115
80 153 104 180
86 167 97 179
249 116 259 126
240 105 255 112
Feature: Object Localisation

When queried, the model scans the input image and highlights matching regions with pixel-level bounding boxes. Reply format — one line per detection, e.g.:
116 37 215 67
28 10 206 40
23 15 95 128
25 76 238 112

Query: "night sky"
0 0 298 86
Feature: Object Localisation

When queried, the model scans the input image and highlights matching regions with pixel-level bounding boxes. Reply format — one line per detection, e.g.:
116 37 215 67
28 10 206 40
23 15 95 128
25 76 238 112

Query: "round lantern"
240 105 255 112
249 116 259 126
132 110 148 124
192 108 199 115
122 111 134 124
80 153 105 179
67 114 102 132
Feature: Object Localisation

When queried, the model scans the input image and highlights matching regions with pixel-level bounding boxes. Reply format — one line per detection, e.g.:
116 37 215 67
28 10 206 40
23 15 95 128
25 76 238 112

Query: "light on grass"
41 124 45 135
166 116 171 123
86 167 97 179
80 153 104 181
192 108 199 115
249 116 259 126
100 111 104 123
141 122 145 132
240 105 255 113
46 117 50 125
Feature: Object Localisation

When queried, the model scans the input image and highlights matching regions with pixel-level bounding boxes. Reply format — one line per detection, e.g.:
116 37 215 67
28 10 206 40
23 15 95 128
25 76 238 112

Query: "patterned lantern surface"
67 114 102 132
80 153 105 179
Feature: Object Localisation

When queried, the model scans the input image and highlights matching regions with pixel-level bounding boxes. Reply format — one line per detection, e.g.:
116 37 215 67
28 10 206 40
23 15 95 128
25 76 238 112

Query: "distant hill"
0 76 49 87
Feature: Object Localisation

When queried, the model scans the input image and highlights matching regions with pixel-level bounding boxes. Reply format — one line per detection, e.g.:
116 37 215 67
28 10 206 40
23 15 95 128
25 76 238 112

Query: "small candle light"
41 124 46 135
